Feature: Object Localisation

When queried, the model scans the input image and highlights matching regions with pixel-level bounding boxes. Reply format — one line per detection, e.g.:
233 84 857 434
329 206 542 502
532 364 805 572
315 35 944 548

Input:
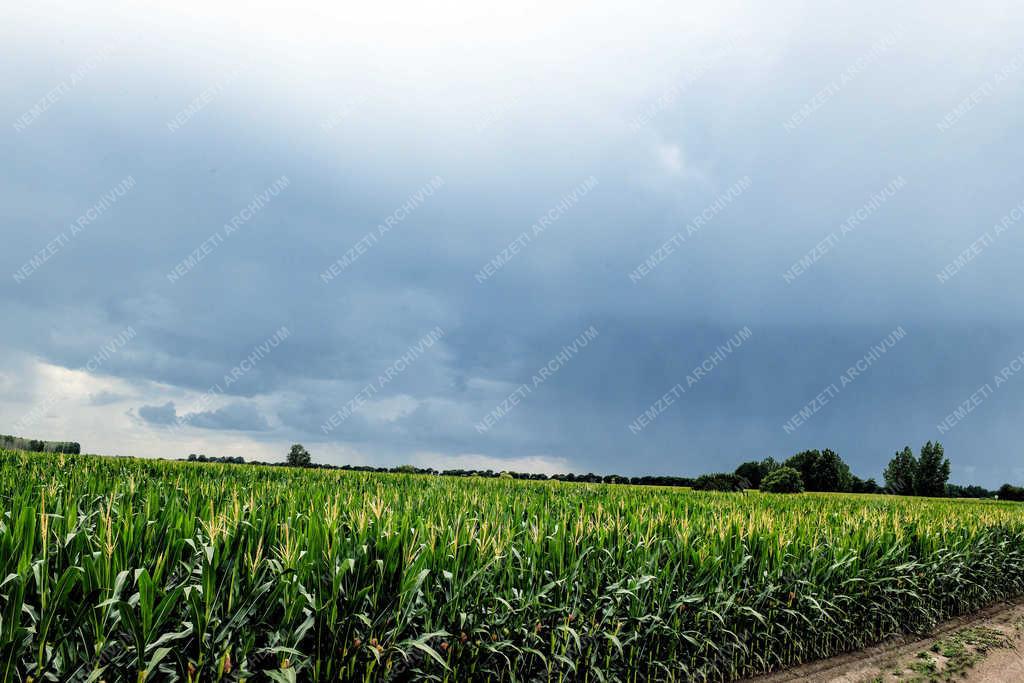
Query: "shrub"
760 466 804 494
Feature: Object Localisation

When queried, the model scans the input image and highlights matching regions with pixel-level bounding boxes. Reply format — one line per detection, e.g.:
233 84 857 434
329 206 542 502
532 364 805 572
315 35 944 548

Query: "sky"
2 1 1024 486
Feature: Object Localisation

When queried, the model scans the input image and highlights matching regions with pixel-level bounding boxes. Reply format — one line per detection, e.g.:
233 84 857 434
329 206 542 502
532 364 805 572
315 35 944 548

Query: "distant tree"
963 484 991 498
693 473 744 492
784 449 852 492
946 483 993 499
813 449 852 492
760 466 804 493
394 464 417 474
784 451 817 486
735 460 774 488
883 446 917 495
997 484 1024 502
287 444 312 467
850 476 883 494
184 453 245 465
916 441 950 497
28 440 45 452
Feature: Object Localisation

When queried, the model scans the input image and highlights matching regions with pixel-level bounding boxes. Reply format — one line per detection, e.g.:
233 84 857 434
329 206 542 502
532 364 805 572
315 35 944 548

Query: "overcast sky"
3 1 1024 485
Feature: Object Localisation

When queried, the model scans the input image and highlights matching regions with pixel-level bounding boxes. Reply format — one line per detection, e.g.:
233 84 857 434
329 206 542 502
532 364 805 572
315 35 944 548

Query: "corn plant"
2 449 1024 681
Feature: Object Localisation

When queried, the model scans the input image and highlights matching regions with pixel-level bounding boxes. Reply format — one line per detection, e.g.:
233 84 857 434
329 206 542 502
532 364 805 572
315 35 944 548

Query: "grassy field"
3 450 1024 681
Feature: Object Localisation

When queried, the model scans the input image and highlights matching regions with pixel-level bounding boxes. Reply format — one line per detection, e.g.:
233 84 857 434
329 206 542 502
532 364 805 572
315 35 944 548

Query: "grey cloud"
136 401 270 432
138 402 177 425
185 403 272 432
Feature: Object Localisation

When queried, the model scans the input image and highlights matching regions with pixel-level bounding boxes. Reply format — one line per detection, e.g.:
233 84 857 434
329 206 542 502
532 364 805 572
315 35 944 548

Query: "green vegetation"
733 457 779 489
760 466 804 493
691 472 744 492
883 442 951 497
883 625 1014 681
926 626 1009 675
286 443 312 467
0 434 80 454
732 444 956 498
221 440 1007 502
998 483 1024 501
4 450 1024 681
187 453 245 464
784 448 852 492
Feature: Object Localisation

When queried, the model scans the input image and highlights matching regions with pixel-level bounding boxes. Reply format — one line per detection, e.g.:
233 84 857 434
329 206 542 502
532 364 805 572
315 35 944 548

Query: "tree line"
186 453 245 464
0 434 80 454
175 442 1014 501
725 442 957 496
5 434 1014 501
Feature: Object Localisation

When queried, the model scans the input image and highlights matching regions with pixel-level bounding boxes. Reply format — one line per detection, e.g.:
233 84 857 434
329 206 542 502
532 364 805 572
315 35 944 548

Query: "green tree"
760 466 804 493
735 460 767 488
784 449 852 492
287 444 312 467
916 441 950 497
811 449 852 492
883 446 916 495
784 450 818 488
997 484 1024 501
735 458 782 489
851 476 882 494
693 473 743 492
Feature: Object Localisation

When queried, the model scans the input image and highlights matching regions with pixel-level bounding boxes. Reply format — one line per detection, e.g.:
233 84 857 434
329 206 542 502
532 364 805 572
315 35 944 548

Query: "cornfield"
3 449 1024 682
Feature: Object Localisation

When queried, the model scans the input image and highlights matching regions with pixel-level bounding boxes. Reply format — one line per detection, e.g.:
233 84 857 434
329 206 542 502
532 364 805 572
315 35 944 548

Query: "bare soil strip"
746 599 1024 682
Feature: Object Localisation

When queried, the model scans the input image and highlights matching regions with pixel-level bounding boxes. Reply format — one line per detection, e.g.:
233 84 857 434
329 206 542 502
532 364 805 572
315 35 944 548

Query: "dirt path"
745 600 1024 682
